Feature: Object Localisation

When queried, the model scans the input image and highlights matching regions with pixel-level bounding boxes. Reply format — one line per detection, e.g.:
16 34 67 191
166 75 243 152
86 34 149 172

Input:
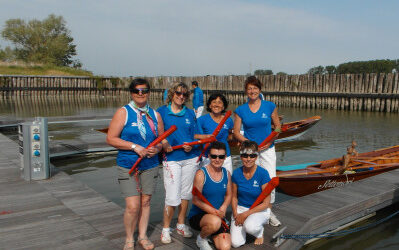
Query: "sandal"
138 237 154 250
123 240 134 250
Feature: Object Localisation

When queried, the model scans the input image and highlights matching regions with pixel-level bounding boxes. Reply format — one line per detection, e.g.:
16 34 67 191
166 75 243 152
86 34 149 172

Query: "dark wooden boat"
229 115 322 148
97 115 322 140
277 145 399 197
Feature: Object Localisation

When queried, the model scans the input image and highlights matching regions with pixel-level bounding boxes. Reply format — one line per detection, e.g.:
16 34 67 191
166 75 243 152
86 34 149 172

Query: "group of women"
107 76 282 250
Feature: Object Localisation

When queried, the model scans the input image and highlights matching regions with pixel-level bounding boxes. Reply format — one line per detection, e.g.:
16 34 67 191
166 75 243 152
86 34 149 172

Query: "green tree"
325 65 336 74
308 65 325 75
276 72 287 76
336 60 396 74
1 14 78 66
254 69 273 75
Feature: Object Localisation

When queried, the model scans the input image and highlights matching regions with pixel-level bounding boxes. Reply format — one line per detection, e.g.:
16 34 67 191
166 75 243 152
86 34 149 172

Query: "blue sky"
0 0 398 76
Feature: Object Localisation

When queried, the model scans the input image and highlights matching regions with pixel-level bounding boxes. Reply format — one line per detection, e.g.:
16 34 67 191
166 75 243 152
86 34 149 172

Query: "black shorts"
189 213 229 237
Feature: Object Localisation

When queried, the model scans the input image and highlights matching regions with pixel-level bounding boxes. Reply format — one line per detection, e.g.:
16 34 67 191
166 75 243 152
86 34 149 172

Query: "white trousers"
230 205 270 248
256 146 276 203
199 156 232 175
195 106 204 118
163 157 199 206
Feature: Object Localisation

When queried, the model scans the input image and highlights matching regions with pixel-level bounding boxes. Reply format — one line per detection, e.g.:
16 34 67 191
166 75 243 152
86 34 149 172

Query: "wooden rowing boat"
277 145 399 197
229 115 322 148
97 115 322 141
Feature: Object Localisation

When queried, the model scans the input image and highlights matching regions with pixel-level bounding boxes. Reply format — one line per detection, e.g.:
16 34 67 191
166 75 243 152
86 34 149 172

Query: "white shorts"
163 157 199 206
199 156 232 175
256 146 276 203
195 106 204 118
230 205 270 248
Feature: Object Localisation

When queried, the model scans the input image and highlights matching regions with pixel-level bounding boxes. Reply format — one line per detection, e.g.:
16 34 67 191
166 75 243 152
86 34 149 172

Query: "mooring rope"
280 210 399 239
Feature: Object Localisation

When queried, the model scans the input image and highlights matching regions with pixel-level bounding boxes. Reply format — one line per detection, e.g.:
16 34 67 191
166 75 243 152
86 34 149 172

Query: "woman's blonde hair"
166 82 191 104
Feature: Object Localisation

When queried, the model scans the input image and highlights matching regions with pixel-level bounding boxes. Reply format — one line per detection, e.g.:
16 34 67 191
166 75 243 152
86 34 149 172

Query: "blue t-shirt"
117 103 160 171
197 114 233 157
235 100 276 147
188 167 228 218
157 105 200 161
232 166 270 208
193 87 204 109
163 89 168 103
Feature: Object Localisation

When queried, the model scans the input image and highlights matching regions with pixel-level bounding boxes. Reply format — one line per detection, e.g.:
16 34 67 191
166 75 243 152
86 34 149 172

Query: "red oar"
258 125 289 149
192 186 229 230
249 177 279 209
128 125 177 175
171 137 216 150
197 110 232 162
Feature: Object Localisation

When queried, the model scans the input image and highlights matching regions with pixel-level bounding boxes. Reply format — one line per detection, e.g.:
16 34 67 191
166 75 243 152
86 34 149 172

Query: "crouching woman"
231 140 272 248
188 141 232 250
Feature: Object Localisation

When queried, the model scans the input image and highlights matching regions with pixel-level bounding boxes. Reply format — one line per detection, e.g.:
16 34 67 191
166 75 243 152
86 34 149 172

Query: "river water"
1 96 399 250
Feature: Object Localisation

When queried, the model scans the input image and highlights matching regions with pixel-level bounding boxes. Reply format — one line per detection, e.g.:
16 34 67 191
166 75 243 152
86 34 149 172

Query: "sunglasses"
210 154 226 159
240 153 258 158
175 91 189 97
131 88 149 94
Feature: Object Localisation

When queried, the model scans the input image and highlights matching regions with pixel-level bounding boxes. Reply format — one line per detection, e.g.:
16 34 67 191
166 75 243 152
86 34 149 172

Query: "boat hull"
278 165 399 197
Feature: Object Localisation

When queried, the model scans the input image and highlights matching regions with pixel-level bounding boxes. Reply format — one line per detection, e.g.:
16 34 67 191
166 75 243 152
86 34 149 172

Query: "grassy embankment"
0 62 93 76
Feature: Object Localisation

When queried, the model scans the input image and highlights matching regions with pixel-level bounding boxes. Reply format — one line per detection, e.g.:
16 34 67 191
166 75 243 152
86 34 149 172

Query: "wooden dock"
1 131 399 249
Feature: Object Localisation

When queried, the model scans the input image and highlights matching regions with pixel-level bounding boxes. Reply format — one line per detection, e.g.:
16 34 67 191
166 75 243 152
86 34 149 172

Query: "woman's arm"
271 108 281 131
106 108 147 157
218 172 232 218
231 183 239 224
233 113 247 142
147 112 164 157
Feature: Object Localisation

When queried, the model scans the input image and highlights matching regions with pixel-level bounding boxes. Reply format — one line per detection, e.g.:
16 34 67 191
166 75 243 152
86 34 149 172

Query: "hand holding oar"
197 111 232 162
258 124 289 150
249 177 279 209
128 125 177 175
171 137 216 150
192 186 229 230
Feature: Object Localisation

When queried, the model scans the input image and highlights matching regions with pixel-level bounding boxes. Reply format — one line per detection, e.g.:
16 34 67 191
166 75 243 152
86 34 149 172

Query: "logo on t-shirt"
261 113 268 119
185 118 191 125
131 122 138 127
223 183 227 189
253 180 259 187
223 124 228 129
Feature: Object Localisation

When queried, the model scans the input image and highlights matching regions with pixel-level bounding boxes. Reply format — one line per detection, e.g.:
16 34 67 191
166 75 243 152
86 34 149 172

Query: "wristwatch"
131 143 137 150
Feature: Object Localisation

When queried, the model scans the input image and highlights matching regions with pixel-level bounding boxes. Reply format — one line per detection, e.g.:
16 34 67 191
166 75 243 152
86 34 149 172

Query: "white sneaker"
196 235 212 250
161 228 172 244
269 211 281 227
176 224 193 238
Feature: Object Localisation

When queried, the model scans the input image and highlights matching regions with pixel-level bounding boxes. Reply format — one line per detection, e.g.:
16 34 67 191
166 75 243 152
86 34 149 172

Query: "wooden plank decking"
1 131 399 249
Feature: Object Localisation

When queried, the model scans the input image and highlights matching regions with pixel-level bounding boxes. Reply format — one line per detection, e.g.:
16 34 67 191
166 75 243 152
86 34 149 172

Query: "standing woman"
196 93 234 174
107 78 163 250
231 141 271 248
188 141 232 250
157 82 200 243
233 76 282 226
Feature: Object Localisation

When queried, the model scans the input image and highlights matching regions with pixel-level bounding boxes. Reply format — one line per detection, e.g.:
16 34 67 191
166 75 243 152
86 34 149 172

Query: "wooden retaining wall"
1 74 399 112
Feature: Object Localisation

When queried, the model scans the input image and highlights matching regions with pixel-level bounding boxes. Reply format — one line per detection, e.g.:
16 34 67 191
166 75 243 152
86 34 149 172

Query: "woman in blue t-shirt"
196 93 234 174
188 141 232 250
231 141 272 248
233 75 282 227
157 82 200 243
107 78 163 250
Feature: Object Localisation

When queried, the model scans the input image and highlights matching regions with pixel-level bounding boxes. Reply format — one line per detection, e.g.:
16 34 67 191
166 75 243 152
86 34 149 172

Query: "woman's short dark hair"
192 81 199 87
129 78 150 93
239 140 258 153
206 93 228 113
209 141 226 152
166 82 190 104
244 76 261 91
